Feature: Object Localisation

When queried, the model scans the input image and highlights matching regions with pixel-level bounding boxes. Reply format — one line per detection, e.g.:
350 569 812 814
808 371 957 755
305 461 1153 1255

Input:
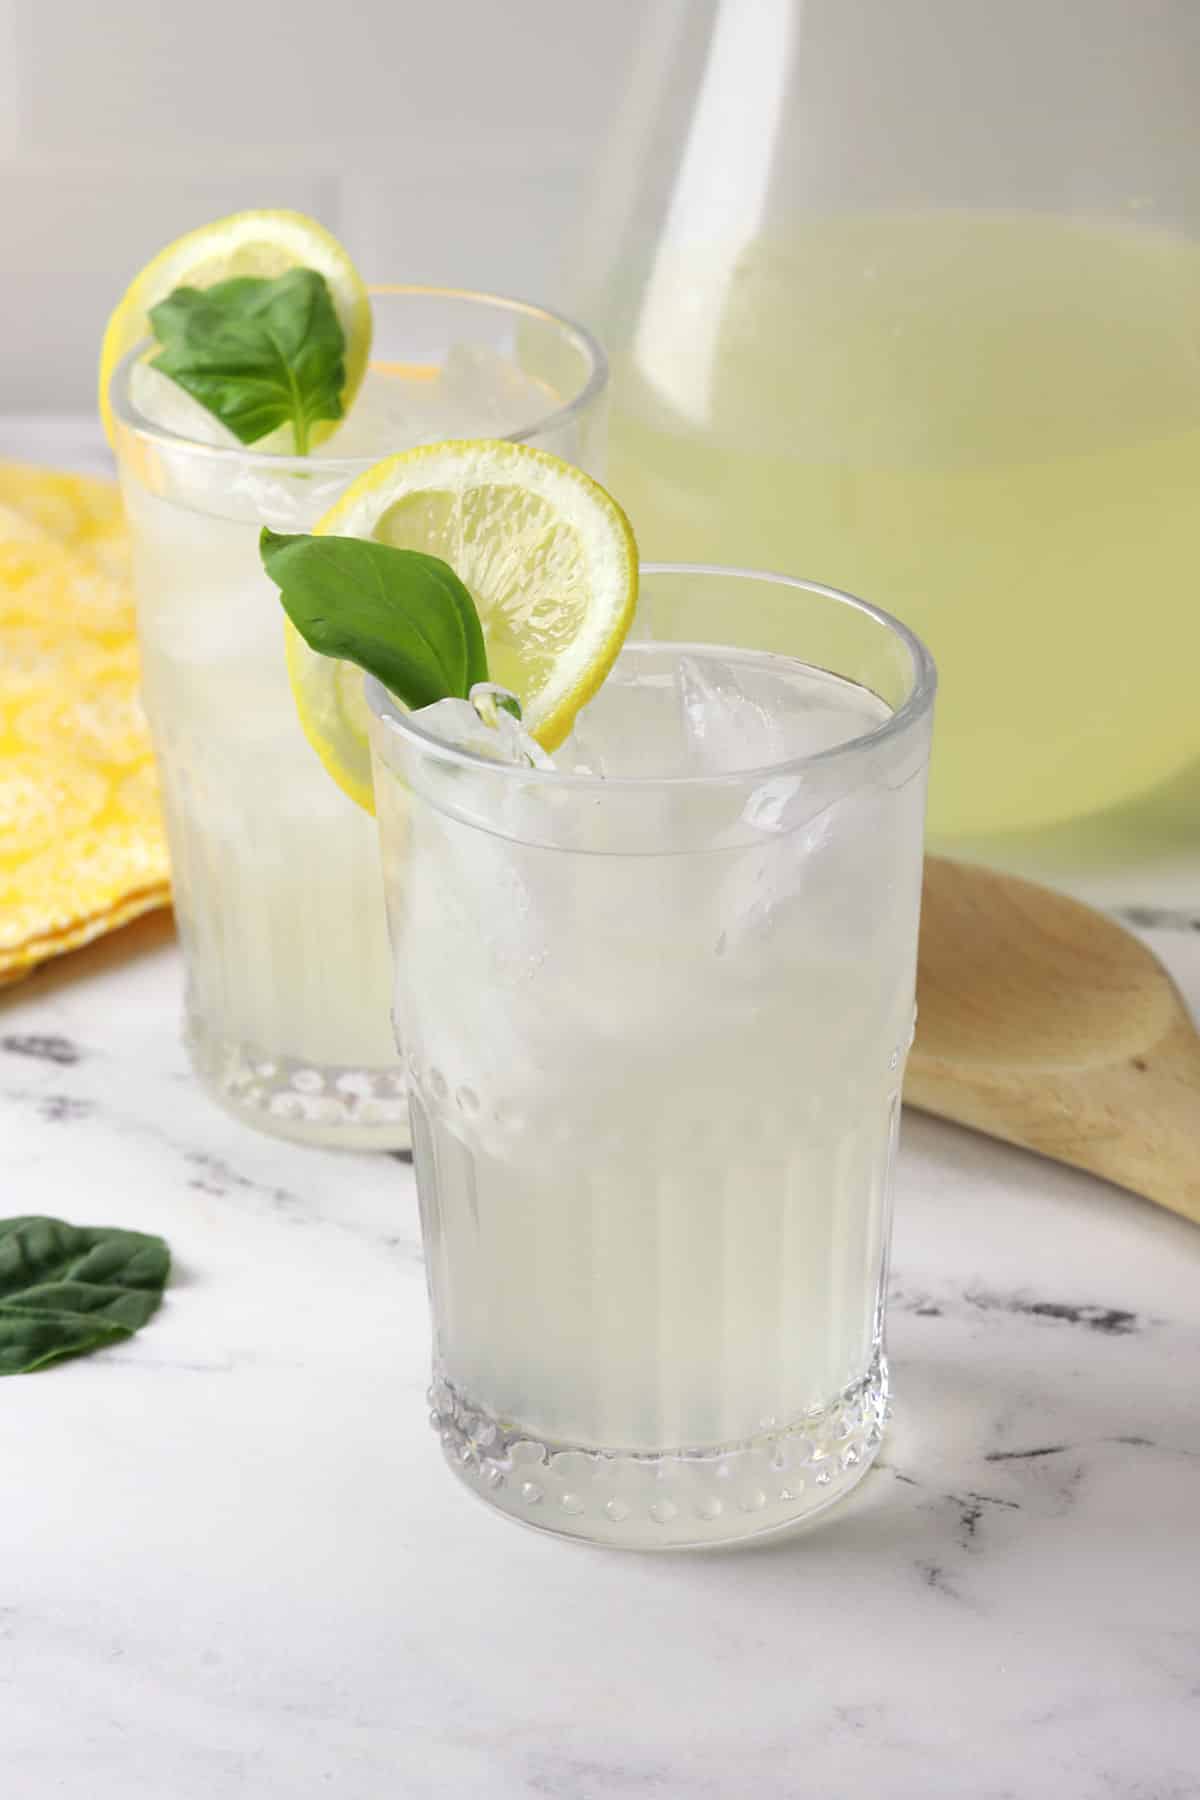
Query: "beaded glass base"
428 1356 888 1549
187 1017 410 1150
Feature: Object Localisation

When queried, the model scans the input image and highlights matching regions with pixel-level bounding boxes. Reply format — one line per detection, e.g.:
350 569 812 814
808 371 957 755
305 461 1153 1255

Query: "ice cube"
678 652 791 775
552 708 607 777
323 367 448 457
439 344 555 439
128 359 242 448
681 650 894 779
327 349 554 459
413 687 554 769
554 654 689 777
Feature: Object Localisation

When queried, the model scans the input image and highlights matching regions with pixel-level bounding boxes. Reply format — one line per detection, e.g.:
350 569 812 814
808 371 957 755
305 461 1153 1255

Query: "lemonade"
605 213 1200 836
343 543 934 1548
108 234 607 1146
122 460 400 1123
384 649 916 1502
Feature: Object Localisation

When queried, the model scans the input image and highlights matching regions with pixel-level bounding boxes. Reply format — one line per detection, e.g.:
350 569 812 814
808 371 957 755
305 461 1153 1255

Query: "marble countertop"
2 878 1198 1799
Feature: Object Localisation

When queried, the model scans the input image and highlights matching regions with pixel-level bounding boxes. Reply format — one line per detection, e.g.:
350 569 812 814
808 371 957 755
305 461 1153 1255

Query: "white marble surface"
2 877 1199 1798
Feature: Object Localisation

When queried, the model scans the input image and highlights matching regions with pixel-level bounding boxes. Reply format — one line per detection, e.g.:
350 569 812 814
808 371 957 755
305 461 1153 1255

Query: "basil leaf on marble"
0 1216 170 1374
148 268 346 454
260 527 490 705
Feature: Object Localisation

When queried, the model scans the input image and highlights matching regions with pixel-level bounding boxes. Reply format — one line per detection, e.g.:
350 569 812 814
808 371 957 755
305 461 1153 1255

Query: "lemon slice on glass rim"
285 439 639 812
98 208 372 447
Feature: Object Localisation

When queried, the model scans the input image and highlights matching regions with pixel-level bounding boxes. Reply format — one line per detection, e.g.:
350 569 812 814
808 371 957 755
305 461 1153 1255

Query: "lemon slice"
285 439 638 811
98 208 372 447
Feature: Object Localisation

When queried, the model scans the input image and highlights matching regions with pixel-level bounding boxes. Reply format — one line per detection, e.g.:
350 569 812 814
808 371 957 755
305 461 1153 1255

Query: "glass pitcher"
569 0 1200 840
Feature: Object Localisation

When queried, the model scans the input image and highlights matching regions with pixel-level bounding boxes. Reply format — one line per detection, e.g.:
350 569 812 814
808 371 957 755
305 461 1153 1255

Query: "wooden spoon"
906 856 1200 1225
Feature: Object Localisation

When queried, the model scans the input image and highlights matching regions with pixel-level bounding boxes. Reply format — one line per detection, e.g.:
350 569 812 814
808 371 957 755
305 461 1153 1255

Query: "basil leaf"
149 268 346 454
260 528 490 706
0 1216 170 1374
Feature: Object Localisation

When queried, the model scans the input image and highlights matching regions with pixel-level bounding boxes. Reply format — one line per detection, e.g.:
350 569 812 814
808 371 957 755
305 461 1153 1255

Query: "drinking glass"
368 565 935 1547
110 288 607 1147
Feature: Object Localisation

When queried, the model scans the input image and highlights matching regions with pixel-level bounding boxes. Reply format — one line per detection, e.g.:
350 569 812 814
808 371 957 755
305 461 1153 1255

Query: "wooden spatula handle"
906 1012 1200 1225
907 855 1200 1225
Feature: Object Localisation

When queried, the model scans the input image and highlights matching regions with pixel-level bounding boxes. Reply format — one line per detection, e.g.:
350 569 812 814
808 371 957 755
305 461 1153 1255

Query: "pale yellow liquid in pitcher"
608 214 1200 836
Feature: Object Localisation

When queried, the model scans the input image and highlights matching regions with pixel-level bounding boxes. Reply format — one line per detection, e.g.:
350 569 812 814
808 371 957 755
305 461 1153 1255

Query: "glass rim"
107 282 609 472
366 562 937 793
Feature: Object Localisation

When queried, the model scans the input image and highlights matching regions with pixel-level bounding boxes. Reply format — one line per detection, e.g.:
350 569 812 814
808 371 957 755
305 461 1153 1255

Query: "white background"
0 0 645 414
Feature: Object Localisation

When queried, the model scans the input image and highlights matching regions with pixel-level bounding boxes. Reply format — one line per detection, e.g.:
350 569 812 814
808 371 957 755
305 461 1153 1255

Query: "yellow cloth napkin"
0 460 170 986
